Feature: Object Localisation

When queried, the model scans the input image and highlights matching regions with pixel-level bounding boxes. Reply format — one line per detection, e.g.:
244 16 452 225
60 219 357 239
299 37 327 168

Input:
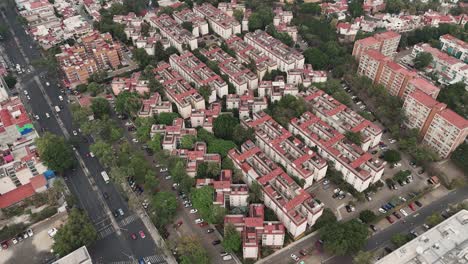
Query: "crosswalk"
118 214 139 227
97 225 115 239
108 255 167 264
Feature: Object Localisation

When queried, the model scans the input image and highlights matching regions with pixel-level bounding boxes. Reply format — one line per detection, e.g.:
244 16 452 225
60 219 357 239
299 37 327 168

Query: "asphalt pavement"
0 7 166 264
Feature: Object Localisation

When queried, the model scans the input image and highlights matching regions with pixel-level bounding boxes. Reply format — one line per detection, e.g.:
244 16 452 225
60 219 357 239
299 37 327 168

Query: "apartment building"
273 7 297 42
196 169 249 208
81 31 122 70
287 64 328 86
226 36 278 80
150 118 197 151
225 204 285 259
290 112 386 192
352 31 401 60
0 98 49 208
172 142 221 177
111 72 150 96
169 52 228 102
228 140 324 239
138 93 172 118
440 34 468 63
258 77 298 102
358 50 440 99
403 91 468 158
226 91 268 120
153 62 205 119
242 112 328 189
190 102 221 133
146 13 198 53
412 43 468 85
20 0 58 27
363 0 385 13
244 30 304 72
173 8 209 37
300 88 383 150
218 0 246 17
202 45 258 94
193 3 241 39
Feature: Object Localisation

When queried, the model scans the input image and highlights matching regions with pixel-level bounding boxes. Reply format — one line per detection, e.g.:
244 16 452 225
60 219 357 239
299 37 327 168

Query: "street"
0 7 167 264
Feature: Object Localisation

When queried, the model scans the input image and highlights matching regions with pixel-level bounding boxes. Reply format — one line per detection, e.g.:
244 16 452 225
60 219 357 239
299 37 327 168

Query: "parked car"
290 254 300 261
333 188 341 194
48 228 58 238
399 196 407 202
322 179 330 185
414 201 423 207
27 229 33 237
206 228 214 233
190 209 198 214
370 225 378 232
195 218 204 224
386 216 394 224
212 240 221 245
423 224 430 230
139 231 145 239
160 168 168 172
131 233 137 240
393 212 402 219
408 203 416 211
400 209 408 217
410 230 419 237
378 208 387 214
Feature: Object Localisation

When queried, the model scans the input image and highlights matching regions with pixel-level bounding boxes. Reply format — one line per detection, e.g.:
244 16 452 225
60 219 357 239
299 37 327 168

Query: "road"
0 6 166 264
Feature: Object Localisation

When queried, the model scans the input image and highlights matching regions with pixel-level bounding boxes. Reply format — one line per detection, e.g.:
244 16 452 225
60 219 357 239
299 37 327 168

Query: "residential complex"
273 7 298 42
173 8 209 37
376 210 468 264
169 52 228 102
172 142 221 177
225 204 285 259
358 50 440 99
242 112 328 189
226 92 268 120
290 112 386 192
153 62 205 119
193 3 241 39
411 43 468 85
352 31 401 61
138 93 172 118
111 72 149 96
150 118 197 151
287 64 328 86
225 35 278 80
228 140 324 239
440 34 468 63
300 87 383 151
189 102 221 133
403 91 468 158
257 77 298 102
202 45 259 94
145 13 198 53
244 30 304 72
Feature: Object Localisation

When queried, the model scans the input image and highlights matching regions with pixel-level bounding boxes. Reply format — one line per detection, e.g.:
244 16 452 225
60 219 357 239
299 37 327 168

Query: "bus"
101 171 110 184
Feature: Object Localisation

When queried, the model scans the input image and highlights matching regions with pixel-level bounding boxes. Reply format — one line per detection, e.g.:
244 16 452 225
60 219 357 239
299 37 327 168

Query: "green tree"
391 233 411 247
437 82 467 119
319 220 369 255
426 212 443 227
248 181 262 203
86 82 103 96
52 209 97 257
36 133 75 173
181 21 193 32
213 114 239 140
156 112 180 125
179 236 210 264
385 0 405 14
353 251 374 264
393 170 411 182
150 191 178 228
231 125 254 146
135 117 154 142
304 48 329 70
90 140 115 168
115 91 141 116
207 139 237 158
299 3 321 15
88 71 107 83
198 85 212 103
141 22 151 37
233 9 243 22
91 97 111 119
180 135 197 149
344 131 362 145
359 210 377 224
348 0 364 17
3 74 17 89
191 186 214 221
148 134 162 153
383 149 401 164
414 52 433 70
451 143 468 173
133 48 152 68
222 224 242 253
314 208 337 229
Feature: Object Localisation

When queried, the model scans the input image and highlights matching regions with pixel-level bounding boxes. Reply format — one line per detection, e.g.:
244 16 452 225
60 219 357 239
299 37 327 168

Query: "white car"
160 168 168 172
378 208 387 214
195 218 204 224
389 138 396 144
132 138 139 143
27 229 34 237
393 162 401 167
89 152 95 158
48 228 58 238
400 209 408 217
58 95 63 101
190 209 198 214
72 130 78 136
34 115 40 120
26 95 31 100
23 90 28 95
172 183 179 188
399 196 407 202
45 113 50 118
291 254 300 261
165 175 172 180
12 238 18 244
45 82 50 86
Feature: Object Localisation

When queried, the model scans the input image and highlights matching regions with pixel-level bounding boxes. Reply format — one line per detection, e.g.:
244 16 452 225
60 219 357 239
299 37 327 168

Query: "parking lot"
0 212 67 264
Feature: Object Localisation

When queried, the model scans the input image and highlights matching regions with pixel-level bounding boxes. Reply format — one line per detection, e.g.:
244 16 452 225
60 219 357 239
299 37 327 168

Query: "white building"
193 3 241 39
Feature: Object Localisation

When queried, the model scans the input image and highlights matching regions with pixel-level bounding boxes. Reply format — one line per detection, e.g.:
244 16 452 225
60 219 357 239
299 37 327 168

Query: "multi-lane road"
0 6 166 264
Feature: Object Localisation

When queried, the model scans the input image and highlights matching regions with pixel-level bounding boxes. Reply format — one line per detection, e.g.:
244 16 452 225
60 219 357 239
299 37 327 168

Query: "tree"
437 82 467 119
91 97 111 119
248 181 262 203
348 0 364 18
319 220 369 255
451 143 468 174
385 0 405 13
88 71 107 83
178 236 210 264
233 9 243 22
393 170 411 182
181 21 193 32
232 125 254 146
353 251 374 264
304 48 329 70
191 186 214 221
344 131 362 145
115 91 141 116
3 74 17 89
36 133 75 173
141 22 151 37
213 114 239 140
207 139 237 158
198 86 212 103
359 210 377 224
52 209 97 257
156 112 180 125
383 149 401 164
133 48 152 68
180 135 197 149
391 233 411 247
150 191 178 228
314 208 337 229
87 82 104 97
135 117 154 142
148 134 162 153
414 52 433 70
299 3 321 15
222 224 241 253
90 140 115 168
426 212 443 227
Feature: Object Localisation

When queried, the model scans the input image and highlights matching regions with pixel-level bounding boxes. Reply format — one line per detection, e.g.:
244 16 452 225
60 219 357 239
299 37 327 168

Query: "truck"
101 171 110 184
54 106 60 113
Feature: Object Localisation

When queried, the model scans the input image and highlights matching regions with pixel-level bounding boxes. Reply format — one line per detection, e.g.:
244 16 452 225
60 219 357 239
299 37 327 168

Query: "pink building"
225 204 285 259
193 3 241 39
138 93 172 118
289 112 386 192
228 141 324 239
352 31 401 61
111 72 150 96
242 112 328 189
172 142 221 177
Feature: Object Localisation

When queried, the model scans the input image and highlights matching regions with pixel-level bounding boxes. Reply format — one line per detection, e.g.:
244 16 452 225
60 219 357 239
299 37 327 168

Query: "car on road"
117 208 124 216
195 218 204 224
399 196 407 202
26 95 30 100
139 231 145 238
410 230 419 238
72 130 78 136
206 228 214 233
408 203 416 211
27 229 33 237
45 82 50 86
386 216 394 224
400 209 408 217
160 168 168 172
103 192 109 199
291 254 300 261
414 201 423 207
392 212 401 219
12 238 18 244
23 90 28 95
131 233 137 240
48 228 58 237
299 249 308 256
34 114 39 120
190 209 198 214
165 175 172 180
45 113 50 118
89 152 95 157
58 95 63 101
172 183 179 188
222 254 232 261
212 240 221 245
389 138 396 144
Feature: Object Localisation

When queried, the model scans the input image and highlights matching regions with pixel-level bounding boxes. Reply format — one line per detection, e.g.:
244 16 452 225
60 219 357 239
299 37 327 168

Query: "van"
54 106 60 113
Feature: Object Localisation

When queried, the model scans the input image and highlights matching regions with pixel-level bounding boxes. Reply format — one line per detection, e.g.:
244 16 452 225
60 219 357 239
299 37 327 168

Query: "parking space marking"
118 214 139 227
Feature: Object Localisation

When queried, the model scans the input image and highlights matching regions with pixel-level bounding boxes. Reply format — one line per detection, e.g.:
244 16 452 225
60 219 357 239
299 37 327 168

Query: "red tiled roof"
437 109 468 130
245 217 263 227
409 78 440 97
409 90 445 109
0 183 36 209
30 175 47 190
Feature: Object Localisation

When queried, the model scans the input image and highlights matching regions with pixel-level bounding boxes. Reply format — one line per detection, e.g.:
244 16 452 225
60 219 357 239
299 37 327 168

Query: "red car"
1 241 8 249
199 222 208 227
386 216 394 224
139 231 146 238
408 203 416 211
130 233 137 240
176 221 183 228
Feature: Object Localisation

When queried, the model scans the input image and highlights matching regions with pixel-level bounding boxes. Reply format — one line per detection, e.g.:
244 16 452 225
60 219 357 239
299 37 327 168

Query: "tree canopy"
451 143 468 174
414 52 433 70
345 131 362 145
437 82 467 119
4 74 17 89
91 97 111 119
222 224 242 253
178 236 210 264
319 220 369 255
115 91 141 116
314 208 337 229
150 191 178 228
383 149 401 164
35 133 75 173
359 210 377 224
